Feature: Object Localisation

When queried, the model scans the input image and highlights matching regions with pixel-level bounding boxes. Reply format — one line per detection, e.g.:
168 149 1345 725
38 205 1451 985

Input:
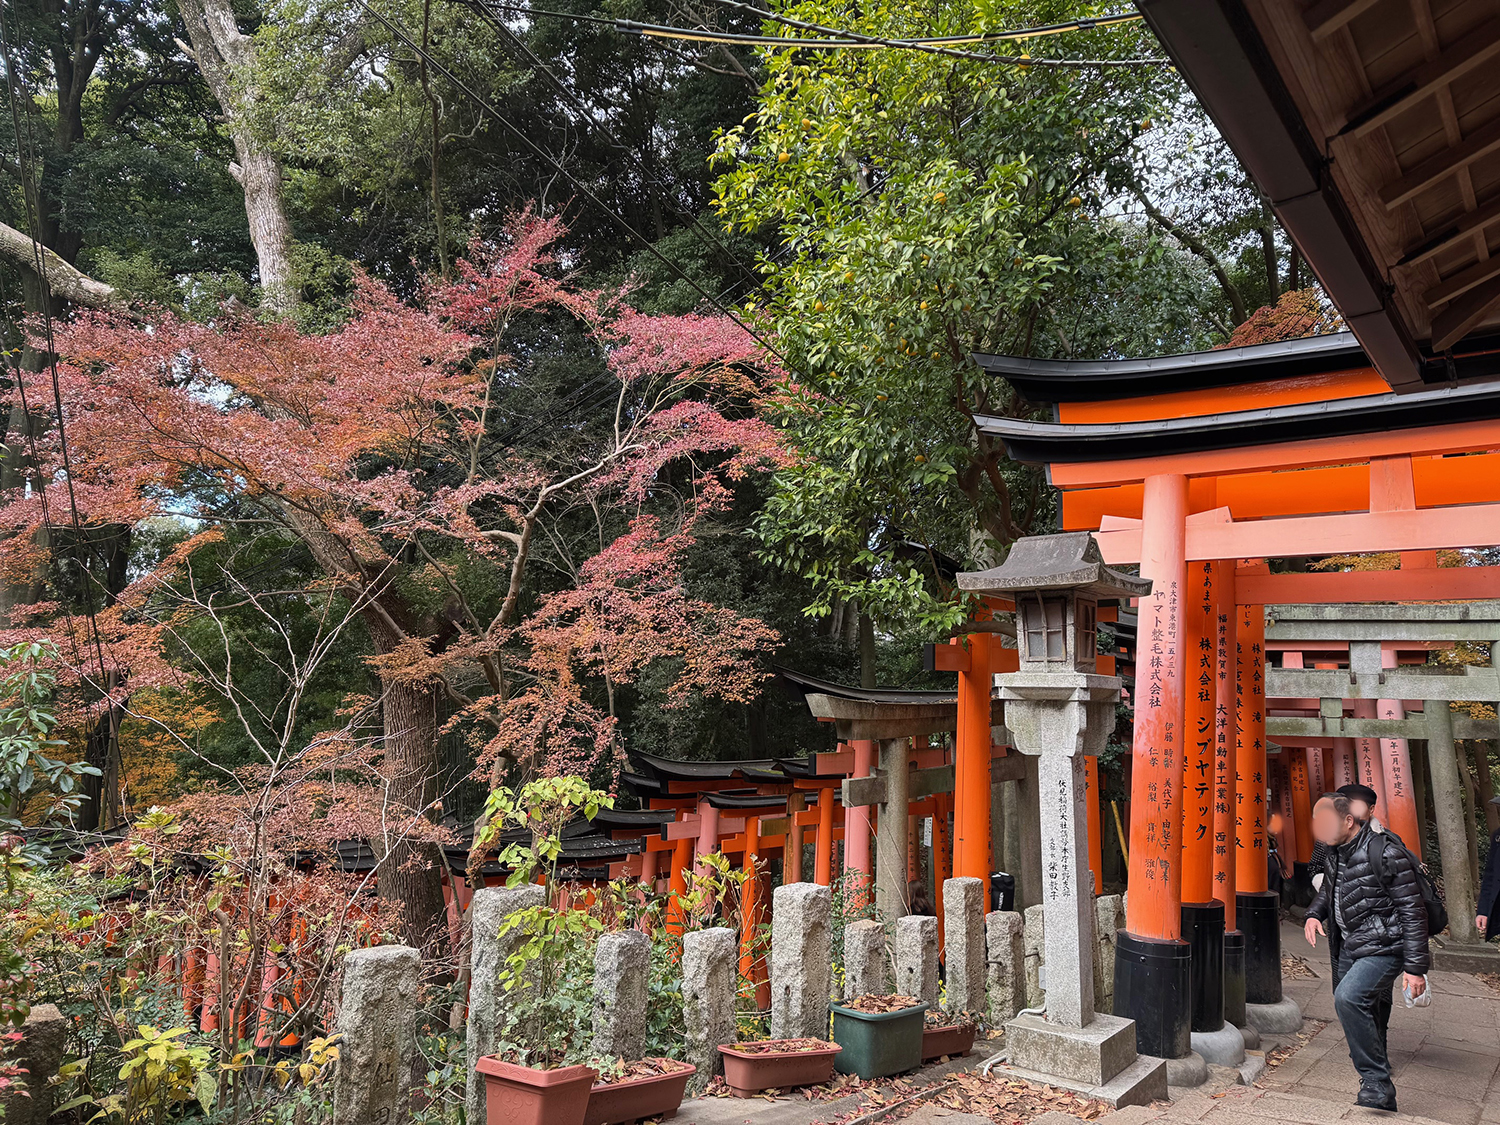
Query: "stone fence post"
683 927 737 1087
593 930 650 1061
843 919 886 1000
333 945 418 1125
465 885 545 1124
943 877 985 1017
985 911 1024 1024
769 882 831 1039
894 915 939 1008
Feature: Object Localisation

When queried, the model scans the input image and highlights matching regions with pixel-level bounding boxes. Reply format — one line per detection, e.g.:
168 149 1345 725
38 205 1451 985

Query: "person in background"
1304 793 1429 1113
907 878 935 918
1479 795 1500 941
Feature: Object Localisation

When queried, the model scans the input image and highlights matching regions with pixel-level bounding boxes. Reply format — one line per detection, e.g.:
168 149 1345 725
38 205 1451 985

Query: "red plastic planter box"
583 1060 696 1125
716 1040 842 1098
921 1023 977 1062
476 1057 597 1125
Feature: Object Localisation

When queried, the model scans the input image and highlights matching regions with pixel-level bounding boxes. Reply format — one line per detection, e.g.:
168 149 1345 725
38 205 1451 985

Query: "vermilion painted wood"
1288 747 1314 866
1351 698 1391 826
1049 417 1500 487
1125 474 1189 941
1056 367 1389 424
1378 649 1423 859
1213 562 1238 928
815 786 834 886
1234 601 1269 894
845 740 874 885
953 631 992 910
1182 560 1218 904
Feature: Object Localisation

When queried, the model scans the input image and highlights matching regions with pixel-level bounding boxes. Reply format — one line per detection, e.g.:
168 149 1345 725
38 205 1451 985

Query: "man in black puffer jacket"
1304 792 1429 1112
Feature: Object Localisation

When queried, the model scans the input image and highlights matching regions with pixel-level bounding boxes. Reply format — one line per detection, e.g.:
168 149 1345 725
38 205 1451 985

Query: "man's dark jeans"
1332 952 1403 1095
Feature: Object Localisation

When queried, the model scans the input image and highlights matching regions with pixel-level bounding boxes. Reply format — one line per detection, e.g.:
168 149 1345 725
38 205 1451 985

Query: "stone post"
770 882 832 1039
0 1004 66 1125
1093 894 1125 1016
843 918 887 1000
1035 745 1095 1026
683 927 737 1085
894 915 939 1007
943 877 985 1017
466 884 545 1125
1023 904 1045 1010
1427 701 1480 942
593 930 650 1061
333 945 418 1125
985 911 1024 1023
875 737 911 920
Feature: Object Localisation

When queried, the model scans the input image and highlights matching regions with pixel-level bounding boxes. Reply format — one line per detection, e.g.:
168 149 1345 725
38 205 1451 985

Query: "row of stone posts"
319 873 1127 1124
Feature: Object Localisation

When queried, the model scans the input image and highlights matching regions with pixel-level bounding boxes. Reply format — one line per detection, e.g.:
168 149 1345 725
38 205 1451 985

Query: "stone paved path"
1268 920 1500 1125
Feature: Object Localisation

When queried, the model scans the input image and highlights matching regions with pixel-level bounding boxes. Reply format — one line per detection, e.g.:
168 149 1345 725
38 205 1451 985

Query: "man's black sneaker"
1356 1085 1398 1112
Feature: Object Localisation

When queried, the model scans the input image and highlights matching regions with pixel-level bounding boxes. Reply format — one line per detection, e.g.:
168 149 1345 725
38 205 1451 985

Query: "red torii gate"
968 332 1500 1060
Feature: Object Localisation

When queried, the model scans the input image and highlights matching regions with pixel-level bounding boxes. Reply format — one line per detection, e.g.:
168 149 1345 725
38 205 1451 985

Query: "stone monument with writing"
956 532 1166 1107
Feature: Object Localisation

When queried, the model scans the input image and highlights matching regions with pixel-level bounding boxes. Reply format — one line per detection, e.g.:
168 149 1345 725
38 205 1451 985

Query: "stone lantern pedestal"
956 533 1166 1107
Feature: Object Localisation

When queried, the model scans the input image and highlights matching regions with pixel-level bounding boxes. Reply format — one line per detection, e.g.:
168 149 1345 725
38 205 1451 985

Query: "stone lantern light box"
958 530 1150 669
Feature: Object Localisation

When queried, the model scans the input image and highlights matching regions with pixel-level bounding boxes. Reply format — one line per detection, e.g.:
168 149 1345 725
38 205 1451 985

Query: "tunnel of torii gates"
960 330 1500 1062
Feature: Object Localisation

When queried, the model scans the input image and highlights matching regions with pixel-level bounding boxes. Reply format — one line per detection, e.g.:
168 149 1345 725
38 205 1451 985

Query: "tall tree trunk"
377 672 450 959
176 0 297 315
1479 739 1499 835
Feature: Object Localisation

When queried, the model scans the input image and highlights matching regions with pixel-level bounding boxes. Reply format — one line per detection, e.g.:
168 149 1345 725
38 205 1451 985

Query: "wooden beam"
1431 272 1500 351
1094 502 1500 564
1342 17 1500 140
1305 0 1381 41
1235 566 1500 604
1049 417 1500 487
842 763 955 808
1424 254 1500 309
1380 116 1500 211
1399 192 1500 269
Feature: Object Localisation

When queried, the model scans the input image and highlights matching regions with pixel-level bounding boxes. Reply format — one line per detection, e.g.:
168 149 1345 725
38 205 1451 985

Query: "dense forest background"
0 0 1324 836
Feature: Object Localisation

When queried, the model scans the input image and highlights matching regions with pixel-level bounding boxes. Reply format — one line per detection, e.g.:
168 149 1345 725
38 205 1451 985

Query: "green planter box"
829 1002 927 1080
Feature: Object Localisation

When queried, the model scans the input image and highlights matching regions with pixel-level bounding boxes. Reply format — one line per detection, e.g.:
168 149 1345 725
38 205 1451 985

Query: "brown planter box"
583 1060 696 1125
716 1041 842 1098
475 1057 597 1125
921 1023 977 1062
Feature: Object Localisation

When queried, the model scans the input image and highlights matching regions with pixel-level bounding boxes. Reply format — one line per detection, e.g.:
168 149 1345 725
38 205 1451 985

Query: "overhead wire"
355 0 800 377
462 0 763 292
480 1 1162 65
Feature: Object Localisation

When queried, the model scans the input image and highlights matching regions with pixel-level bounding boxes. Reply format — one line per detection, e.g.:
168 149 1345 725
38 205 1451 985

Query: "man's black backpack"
1370 833 1449 935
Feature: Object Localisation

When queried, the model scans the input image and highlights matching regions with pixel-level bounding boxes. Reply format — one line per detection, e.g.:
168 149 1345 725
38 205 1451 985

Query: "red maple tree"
1 210 788 950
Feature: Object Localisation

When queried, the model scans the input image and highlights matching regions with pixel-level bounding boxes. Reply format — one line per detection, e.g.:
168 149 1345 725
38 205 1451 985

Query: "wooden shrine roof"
974 333 1370 403
631 750 779 780
1139 0 1500 391
977 379 1500 464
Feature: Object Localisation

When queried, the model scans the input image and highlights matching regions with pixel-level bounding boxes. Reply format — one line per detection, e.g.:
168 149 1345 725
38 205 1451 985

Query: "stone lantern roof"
956 531 1152 602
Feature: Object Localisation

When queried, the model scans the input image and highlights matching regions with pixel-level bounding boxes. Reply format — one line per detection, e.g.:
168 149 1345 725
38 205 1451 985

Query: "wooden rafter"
1379 114 1500 210
1398 192 1500 268
1422 254 1500 307
1341 15 1500 140
1431 273 1500 350
1305 0 1382 42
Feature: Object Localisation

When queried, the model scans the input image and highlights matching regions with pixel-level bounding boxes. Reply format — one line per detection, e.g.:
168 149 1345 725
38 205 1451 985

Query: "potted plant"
716 1038 843 1098
921 1009 978 1062
584 1057 697 1125
473 778 616 1125
829 994 927 1080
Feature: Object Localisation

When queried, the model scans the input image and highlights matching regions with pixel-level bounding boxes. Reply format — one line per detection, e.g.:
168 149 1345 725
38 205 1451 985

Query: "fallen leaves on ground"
841 994 922 1013
1265 1019 1329 1068
1476 972 1500 996
1281 954 1318 980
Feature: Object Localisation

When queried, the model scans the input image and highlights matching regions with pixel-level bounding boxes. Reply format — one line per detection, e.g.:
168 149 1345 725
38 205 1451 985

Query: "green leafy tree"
0 640 96 836
710 0 1191 631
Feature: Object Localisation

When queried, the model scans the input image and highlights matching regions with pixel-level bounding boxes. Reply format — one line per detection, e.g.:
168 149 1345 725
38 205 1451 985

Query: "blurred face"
1347 797 1373 822
1312 798 1355 846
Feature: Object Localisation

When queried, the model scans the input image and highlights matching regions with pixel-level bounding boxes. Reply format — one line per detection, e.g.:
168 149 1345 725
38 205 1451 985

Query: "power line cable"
352 0 801 376
462 0 763 292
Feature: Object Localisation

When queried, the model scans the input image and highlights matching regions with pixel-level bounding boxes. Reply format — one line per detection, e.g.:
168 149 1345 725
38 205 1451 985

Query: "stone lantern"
956 532 1166 1105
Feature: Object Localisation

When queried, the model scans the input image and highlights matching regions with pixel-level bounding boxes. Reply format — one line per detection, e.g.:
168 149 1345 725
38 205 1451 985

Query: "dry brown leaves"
1281 954 1318 981
842 994 922 1014
1476 972 1500 996
727 1038 837 1055
593 1057 693 1086
1265 1018 1329 1068
829 1073 1106 1125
